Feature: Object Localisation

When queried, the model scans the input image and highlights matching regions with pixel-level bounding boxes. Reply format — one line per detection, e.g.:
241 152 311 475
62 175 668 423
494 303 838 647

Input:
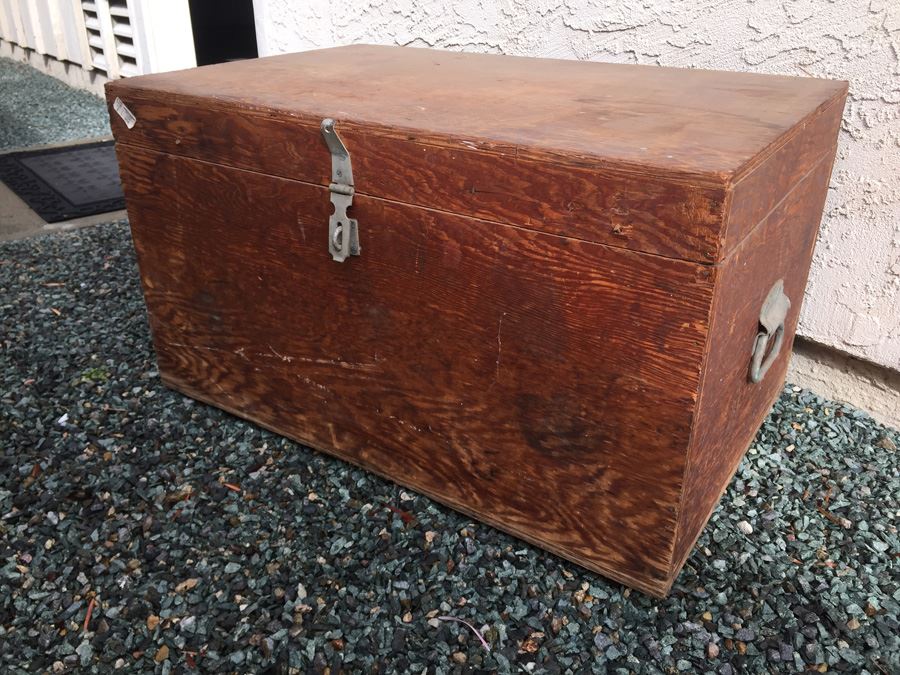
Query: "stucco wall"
254 0 900 371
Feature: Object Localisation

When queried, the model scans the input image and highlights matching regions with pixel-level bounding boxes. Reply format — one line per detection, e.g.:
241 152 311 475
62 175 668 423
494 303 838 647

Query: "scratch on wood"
298 375 330 398
211 380 235 403
328 422 338 448
255 350 378 370
171 342 376 371
266 344 295 363
171 341 219 352
495 311 506 383
387 414 424 433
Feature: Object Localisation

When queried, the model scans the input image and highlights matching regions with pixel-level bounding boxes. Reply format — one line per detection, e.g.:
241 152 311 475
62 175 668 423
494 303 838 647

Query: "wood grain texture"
106 44 846 179
116 144 717 595
723 94 847 255
671 151 839 575
104 93 727 263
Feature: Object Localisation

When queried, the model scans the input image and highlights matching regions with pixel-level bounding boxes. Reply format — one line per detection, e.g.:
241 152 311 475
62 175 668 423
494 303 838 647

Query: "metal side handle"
749 279 791 384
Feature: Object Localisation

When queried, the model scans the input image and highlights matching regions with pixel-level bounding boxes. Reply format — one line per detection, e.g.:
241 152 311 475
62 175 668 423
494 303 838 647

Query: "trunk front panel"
117 144 714 593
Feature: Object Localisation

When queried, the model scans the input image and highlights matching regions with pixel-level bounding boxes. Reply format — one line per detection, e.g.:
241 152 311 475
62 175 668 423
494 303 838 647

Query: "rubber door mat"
0 141 124 223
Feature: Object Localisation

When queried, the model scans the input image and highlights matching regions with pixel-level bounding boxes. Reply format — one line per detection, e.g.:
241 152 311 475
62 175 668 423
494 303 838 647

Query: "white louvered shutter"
80 0 141 78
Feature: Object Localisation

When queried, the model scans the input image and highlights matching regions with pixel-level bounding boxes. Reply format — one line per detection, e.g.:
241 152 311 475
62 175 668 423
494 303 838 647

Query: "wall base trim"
789 337 900 429
0 40 108 96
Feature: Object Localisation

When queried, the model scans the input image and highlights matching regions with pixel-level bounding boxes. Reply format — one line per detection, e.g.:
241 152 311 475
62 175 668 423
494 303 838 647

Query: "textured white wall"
255 0 900 371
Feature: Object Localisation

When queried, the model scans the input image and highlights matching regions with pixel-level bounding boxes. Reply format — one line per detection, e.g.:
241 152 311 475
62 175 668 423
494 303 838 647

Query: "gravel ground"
1 222 898 674
0 58 110 151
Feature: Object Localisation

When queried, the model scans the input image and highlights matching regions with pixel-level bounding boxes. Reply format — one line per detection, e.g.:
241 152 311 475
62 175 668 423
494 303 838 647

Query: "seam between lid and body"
105 85 736 190
114 139 726 273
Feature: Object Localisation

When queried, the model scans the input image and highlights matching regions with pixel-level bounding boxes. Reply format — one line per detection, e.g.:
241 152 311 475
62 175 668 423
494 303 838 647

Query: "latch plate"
321 118 360 262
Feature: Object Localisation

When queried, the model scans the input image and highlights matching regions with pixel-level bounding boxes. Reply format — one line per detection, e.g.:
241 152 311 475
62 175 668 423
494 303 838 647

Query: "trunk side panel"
672 149 839 575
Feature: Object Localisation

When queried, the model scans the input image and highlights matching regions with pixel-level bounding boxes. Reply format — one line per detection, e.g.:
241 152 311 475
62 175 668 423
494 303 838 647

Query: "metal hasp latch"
321 118 360 262
749 279 791 383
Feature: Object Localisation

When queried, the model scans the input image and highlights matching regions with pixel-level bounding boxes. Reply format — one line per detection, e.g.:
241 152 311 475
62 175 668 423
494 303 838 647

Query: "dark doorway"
188 0 258 66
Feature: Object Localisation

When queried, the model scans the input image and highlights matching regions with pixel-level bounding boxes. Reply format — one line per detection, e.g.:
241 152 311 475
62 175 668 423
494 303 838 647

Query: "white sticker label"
113 97 136 129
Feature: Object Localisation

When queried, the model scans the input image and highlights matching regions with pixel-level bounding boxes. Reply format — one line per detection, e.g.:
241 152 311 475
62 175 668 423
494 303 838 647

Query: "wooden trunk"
106 45 847 596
